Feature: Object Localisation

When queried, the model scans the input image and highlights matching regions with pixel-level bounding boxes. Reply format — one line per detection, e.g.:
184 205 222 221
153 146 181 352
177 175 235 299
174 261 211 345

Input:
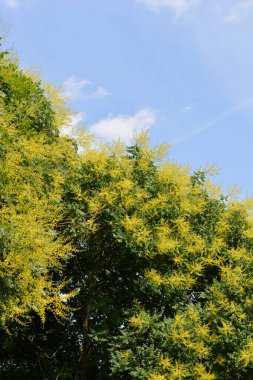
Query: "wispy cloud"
61 75 90 100
173 97 253 144
4 0 19 8
225 0 253 22
136 0 198 16
61 75 110 101
90 109 156 143
90 86 111 99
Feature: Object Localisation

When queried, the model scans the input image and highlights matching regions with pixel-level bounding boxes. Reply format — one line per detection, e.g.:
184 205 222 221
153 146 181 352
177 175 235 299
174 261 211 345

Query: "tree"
61 135 253 379
0 41 77 326
1 39 253 380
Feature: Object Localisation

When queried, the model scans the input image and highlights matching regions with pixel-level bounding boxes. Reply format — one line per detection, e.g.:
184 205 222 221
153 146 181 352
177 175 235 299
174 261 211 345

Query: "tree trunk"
76 301 90 380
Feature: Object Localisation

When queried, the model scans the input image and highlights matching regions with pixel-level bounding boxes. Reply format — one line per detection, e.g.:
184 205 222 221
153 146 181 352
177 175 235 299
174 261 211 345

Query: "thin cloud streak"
172 97 253 145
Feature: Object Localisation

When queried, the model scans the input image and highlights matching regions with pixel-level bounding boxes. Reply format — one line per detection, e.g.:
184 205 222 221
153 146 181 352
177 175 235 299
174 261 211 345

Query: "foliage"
1 39 253 380
0 43 77 326
60 135 253 379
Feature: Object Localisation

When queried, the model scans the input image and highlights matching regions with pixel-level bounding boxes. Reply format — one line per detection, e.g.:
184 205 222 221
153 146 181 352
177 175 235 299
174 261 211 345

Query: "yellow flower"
117 178 134 197
205 164 219 176
85 218 99 234
210 238 225 253
214 355 226 366
166 274 195 290
148 373 166 380
244 228 253 239
205 180 222 198
145 269 163 285
156 238 179 254
229 247 246 261
158 162 190 187
189 262 204 276
196 324 210 339
156 222 172 237
187 235 205 254
192 342 210 358
187 305 200 323
215 219 230 237
120 350 130 360
129 310 149 328
239 340 253 366
134 226 151 244
87 198 102 215
173 255 184 265
169 361 189 379
205 301 218 316
159 355 171 370
194 363 216 380
219 321 233 335
174 218 190 236
239 350 251 367
122 215 143 232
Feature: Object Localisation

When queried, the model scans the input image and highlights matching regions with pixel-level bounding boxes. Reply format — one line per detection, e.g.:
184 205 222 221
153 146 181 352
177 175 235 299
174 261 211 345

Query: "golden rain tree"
0 42 78 326
1 38 253 380
60 134 253 380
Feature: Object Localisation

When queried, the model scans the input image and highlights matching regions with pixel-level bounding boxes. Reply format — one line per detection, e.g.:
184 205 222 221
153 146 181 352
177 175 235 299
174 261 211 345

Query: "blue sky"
1 0 253 196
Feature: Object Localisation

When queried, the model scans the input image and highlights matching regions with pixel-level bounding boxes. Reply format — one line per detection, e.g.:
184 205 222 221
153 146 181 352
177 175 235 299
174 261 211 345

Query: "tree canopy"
1 40 253 380
0 42 77 326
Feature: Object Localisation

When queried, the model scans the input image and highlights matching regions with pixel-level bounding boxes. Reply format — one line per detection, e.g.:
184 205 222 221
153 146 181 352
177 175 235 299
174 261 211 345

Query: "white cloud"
225 0 253 22
173 97 253 144
61 76 110 101
91 86 110 99
90 109 156 143
59 112 85 137
4 0 19 8
136 0 198 16
61 75 90 100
